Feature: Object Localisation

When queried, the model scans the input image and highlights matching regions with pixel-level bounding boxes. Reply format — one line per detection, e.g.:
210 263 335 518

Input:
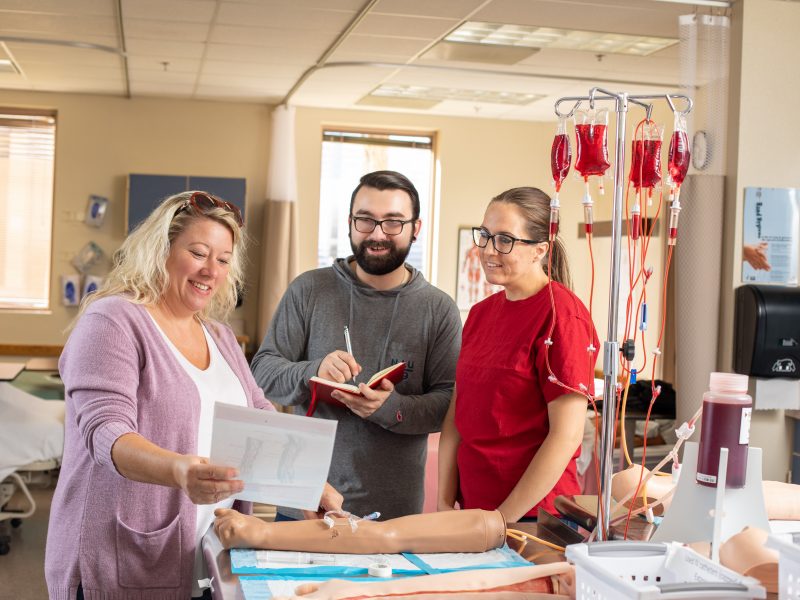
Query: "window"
0 109 56 309
318 129 435 277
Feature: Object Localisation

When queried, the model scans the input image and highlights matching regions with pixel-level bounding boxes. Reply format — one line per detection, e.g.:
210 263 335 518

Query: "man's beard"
351 237 412 276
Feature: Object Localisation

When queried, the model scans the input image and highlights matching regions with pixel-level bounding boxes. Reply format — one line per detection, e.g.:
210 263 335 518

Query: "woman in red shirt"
438 187 598 522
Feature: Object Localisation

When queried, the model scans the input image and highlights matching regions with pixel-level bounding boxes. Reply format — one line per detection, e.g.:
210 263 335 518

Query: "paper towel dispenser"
734 284 800 379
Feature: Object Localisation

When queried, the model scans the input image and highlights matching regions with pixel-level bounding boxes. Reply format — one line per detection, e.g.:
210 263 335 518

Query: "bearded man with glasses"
252 170 461 521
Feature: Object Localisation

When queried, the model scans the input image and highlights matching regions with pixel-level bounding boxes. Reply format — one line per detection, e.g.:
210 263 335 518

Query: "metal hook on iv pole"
554 99 582 119
628 98 654 121
666 94 693 115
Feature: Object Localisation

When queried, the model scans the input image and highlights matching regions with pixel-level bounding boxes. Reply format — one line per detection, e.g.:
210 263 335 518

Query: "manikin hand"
302 482 344 520
318 350 361 383
332 378 394 419
743 242 771 271
214 508 267 548
173 455 244 505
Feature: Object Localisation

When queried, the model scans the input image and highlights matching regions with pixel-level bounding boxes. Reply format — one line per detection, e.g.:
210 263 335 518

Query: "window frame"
0 107 57 312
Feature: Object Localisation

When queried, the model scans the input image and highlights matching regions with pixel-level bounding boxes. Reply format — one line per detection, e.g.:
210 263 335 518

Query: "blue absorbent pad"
402 543 530 574
230 549 423 576
231 543 529 577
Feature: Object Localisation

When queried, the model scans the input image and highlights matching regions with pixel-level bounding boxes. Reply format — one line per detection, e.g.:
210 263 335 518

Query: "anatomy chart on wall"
456 227 502 311
742 187 800 285
210 404 337 510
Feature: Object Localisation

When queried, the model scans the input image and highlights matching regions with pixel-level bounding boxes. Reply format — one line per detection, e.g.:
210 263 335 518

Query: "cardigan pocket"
116 513 182 589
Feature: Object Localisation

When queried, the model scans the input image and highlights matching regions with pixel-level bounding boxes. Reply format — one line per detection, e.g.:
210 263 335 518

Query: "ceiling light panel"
446 22 678 56
370 84 544 106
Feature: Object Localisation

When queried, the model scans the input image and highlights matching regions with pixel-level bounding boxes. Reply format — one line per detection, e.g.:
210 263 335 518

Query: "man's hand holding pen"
318 350 361 383
332 378 394 418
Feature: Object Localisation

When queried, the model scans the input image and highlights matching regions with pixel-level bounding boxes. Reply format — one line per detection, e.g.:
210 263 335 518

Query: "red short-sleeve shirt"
455 282 599 517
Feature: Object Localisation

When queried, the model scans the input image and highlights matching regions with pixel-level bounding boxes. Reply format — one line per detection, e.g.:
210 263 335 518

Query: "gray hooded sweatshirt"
251 258 461 519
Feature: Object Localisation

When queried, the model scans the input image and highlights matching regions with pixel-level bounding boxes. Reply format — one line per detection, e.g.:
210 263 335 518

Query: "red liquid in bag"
551 133 571 192
668 130 690 186
630 139 662 189
575 124 611 178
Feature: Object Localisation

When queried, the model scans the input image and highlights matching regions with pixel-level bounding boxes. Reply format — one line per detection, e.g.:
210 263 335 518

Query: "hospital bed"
0 380 65 555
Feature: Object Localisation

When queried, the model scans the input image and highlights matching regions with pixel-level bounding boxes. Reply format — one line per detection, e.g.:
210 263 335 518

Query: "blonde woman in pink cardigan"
45 192 341 600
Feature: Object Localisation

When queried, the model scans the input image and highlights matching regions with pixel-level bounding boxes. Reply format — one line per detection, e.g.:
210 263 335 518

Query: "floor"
0 484 52 600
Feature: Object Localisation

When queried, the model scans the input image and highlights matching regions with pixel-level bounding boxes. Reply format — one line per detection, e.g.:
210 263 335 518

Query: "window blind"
0 110 56 309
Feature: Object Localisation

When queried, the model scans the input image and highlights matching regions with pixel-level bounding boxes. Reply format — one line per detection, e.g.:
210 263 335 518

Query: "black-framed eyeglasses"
472 227 541 254
350 215 416 236
175 191 244 227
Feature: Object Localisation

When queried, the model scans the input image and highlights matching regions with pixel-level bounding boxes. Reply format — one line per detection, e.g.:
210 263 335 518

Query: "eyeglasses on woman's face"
350 215 416 236
176 192 243 227
472 227 540 254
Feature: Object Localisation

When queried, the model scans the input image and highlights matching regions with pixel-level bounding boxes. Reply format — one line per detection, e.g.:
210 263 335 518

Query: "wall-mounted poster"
456 227 501 311
742 188 800 285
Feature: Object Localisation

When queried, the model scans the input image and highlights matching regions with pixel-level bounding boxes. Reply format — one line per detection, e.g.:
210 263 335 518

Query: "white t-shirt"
150 316 248 597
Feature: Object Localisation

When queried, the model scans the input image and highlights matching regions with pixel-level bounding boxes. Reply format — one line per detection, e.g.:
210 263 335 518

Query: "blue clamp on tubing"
631 368 637 384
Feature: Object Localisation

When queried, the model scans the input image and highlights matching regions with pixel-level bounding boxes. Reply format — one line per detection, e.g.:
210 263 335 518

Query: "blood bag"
574 108 611 181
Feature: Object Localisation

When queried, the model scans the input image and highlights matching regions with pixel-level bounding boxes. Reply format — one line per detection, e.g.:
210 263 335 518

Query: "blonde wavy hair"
78 191 246 324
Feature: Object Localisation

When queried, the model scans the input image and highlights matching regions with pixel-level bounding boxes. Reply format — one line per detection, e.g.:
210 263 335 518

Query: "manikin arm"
213 508 507 554
497 393 586 522
278 563 572 599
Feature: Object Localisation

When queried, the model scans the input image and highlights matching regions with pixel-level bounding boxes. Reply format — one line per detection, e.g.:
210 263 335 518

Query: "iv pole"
554 88 692 540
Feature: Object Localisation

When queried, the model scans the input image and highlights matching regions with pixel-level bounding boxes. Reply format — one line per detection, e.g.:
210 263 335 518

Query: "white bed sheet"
0 382 65 481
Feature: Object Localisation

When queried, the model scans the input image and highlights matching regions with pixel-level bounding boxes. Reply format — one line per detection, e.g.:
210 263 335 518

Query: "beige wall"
0 90 270 346
721 0 800 481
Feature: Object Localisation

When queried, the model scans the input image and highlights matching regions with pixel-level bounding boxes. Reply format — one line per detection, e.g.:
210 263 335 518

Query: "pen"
343 325 357 384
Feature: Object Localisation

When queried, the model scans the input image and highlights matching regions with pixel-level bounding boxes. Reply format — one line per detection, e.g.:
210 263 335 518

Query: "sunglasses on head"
175 191 243 226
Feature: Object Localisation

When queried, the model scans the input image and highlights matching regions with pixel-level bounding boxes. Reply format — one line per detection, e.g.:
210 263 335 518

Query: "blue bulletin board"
126 174 247 233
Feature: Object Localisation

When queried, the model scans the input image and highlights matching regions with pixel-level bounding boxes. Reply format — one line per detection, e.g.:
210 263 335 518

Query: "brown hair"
490 186 572 289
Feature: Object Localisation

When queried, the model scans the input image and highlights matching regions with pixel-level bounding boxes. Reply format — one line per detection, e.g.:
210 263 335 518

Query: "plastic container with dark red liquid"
696 372 752 488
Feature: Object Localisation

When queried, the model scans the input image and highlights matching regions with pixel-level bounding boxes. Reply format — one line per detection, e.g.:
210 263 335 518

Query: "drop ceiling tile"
472 0 685 39
131 81 194 96
305 64 397 84
124 19 211 43
201 60 305 79
125 38 206 59
197 73 296 90
130 70 197 85
127 56 201 72
209 24 334 51
0 12 117 37
0 32 120 49
372 0 487 19
216 3 354 32
204 43 318 65
0 0 114 17
353 14 459 39
9 45 121 68
221 0 364 9
120 0 217 23
37 76 124 91
22 64 122 80
333 34 432 59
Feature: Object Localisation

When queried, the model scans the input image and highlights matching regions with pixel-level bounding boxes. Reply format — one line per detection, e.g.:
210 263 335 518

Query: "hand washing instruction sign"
742 187 799 285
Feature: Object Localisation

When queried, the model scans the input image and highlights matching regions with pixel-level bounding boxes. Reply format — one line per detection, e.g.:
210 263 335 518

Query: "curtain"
257 105 300 341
